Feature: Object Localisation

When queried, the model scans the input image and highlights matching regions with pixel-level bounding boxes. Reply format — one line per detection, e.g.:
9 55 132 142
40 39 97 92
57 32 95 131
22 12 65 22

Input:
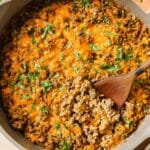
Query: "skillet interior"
1 0 149 149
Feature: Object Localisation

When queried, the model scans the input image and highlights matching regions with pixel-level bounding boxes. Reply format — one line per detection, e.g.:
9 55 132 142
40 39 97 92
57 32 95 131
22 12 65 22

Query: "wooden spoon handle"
135 59 150 75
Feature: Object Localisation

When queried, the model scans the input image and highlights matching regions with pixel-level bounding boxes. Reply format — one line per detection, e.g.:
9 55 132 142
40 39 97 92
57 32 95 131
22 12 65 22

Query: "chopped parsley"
17 82 25 89
59 54 65 61
18 74 26 81
66 41 72 49
93 67 100 74
102 0 110 7
10 81 15 89
102 16 110 24
122 53 133 61
80 0 91 7
116 47 133 61
41 81 53 93
59 141 72 150
40 106 49 115
41 24 55 39
123 118 135 128
100 63 121 72
31 103 36 109
72 65 79 73
115 47 123 60
90 43 100 51
32 36 38 46
22 63 27 70
20 94 31 99
102 146 108 150
27 72 40 80
74 50 81 60
54 122 60 129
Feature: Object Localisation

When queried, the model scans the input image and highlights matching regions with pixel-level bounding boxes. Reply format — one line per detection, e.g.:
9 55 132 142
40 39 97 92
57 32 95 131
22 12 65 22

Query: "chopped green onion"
115 47 123 60
74 50 81 60
102 16 110 24
31 103 36 109
22 63 27 70
92 68 100 74
59 54 65 61
66 41 72 49
40 106 49 115
72 65 79 73
100 63 121 72
90 43 100 51
41 81 53 93
17 82 25 89
108 64 121 72
32 36 38 46
21 94 31 99
102 0 110 7
123 118 134 128
10 81 15 89
80 0 91 7
41 24 55 39
54 122 60 129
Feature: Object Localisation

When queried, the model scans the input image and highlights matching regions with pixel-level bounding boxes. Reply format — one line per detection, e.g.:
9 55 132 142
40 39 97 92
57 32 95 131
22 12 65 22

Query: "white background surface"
0 132 18 150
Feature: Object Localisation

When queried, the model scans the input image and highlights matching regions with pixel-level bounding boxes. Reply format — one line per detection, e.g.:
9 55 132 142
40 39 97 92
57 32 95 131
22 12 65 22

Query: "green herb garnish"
32 36 38 46
41 24 55 39
123 118 134 128
93 68 100 74
107 64 121 72
22 63 27 70
54 122 60 129
122 53 133 61
10 81 15 89
18 74 26 81
59 54 65 61
66 41 72 49
40 106 49 115
59 141 72 150
116 47 133 61
116 47 123 60
17 82 25 89
102 146 108 150
41 81 53 93
74 50 81 60
72 65 79 73
102 16 110 24
80 0 91 7
90 43 100 51
27 72 40 80
21 94 31 99
102 0 110 7
32 103 36 109
100 63 121 72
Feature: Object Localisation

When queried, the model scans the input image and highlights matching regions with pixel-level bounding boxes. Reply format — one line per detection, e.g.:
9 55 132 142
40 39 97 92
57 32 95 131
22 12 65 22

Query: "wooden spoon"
94 59 150 108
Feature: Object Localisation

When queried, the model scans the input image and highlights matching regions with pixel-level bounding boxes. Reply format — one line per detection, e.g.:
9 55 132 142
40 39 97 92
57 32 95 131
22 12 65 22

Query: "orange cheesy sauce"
0 0 150 149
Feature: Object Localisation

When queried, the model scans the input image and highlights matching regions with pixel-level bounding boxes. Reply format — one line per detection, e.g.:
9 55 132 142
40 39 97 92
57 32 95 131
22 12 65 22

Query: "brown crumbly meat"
59 76 120 148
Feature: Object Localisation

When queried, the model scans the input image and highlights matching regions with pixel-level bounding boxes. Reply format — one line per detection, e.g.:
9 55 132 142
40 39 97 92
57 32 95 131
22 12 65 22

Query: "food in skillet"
0 0 150 149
